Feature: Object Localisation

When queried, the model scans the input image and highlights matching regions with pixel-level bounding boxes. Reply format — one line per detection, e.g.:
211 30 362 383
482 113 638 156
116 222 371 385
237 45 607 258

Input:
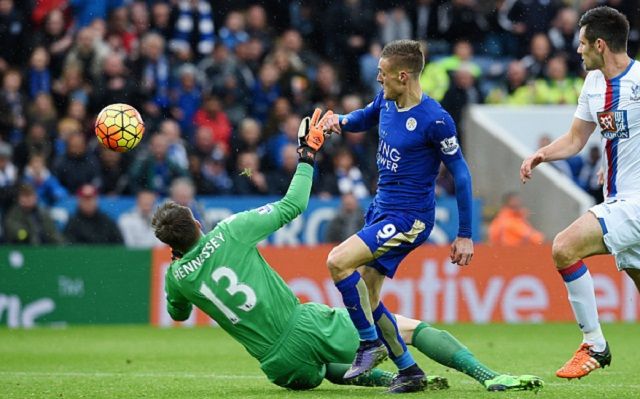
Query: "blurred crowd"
0 0 635 245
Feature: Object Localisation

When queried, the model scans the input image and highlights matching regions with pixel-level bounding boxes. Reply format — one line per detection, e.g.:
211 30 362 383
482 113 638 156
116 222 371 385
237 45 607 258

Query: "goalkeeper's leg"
396 315 543 391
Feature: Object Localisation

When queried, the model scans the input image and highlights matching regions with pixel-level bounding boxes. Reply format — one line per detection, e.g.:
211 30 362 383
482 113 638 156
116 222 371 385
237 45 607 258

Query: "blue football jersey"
342 91 463 214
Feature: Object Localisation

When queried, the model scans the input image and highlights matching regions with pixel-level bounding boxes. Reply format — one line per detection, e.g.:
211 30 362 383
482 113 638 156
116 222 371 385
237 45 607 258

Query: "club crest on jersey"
257 204 273 215
406 117 417 131
440 136 459 155
597 110 629 139
631 84 640 101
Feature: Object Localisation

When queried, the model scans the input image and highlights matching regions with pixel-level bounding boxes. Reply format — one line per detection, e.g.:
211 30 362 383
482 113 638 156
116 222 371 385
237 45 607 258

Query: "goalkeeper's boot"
484 374 544 392
344 339 388 380
387 365 427 394
556 342 611 379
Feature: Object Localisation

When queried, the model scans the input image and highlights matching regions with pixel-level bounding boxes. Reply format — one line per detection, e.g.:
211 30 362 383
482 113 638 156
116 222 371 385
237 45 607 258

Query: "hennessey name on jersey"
174 232 226 280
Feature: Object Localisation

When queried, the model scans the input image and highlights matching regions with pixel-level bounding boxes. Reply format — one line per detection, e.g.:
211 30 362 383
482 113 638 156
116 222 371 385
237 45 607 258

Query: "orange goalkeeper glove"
297 108 333 164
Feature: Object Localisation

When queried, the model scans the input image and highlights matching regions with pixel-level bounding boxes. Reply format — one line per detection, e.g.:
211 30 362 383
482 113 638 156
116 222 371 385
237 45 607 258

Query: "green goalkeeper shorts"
259 302 359 390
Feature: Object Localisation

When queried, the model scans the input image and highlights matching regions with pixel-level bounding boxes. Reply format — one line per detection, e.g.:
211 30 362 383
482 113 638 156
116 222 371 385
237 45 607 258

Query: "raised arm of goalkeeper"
220 108 334 246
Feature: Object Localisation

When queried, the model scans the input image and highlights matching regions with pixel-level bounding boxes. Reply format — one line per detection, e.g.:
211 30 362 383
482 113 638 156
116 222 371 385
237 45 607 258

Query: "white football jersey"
575 60 640 200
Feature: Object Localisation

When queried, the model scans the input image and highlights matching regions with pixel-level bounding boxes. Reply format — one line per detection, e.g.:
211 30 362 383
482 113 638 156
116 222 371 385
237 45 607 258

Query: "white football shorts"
590 198 640 271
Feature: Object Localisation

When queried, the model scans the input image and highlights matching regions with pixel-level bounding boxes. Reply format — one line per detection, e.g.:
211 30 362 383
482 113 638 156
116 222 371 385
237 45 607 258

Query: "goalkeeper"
152 109 543 393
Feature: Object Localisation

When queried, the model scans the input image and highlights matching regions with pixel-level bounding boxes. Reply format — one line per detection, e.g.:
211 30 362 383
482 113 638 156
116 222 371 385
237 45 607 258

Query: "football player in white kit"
521 6 640 380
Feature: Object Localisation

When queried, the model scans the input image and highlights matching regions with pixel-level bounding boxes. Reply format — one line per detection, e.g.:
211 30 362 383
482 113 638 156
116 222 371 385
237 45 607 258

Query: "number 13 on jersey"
199 266 257 324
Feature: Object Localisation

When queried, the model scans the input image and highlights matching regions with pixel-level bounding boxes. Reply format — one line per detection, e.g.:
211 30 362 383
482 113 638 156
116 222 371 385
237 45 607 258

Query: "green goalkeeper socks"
325 363 395 387
412 322 498 384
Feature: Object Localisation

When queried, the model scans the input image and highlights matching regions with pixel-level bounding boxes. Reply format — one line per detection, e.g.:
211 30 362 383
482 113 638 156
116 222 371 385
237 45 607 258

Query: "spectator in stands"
33 9 74 79
135 32 171 119
3 183 63 245
319 147 369 199
440 65 483 133
169 177 207 229
0 0 27 69
198 43 252 126
129 133 187 196
506 0 561 56
189 149 233 195
325 192 365 243
53 132 100 194
51 63 89 117
245 4 274 51
160 120 189 171
28 47 52 99
360 42 383 97
322 0 374 86
23 152 68 206
264 113 300 170
534 55 583 105
0 69 26 144
488 192 544 246
419 42 451 101
438 0 486 44
232 117 265 166
169 0 215 61
486 60 535 104
218 10 249 51
118 190 161 248
13 123 52 170
521 33 553 80
0 141 17 213
64 26 108 84
232 151 268 195
578 145 604 204
92 53 136 114
193 94 232 154
27 93 58 136
548 7 581 75
250 62 281 124
64 183 123 244
310 61 342 105
170 63 202 140
96 146 129 195
267 143 298 196
377 6 412 45
280 28 320 79
150 2 172 41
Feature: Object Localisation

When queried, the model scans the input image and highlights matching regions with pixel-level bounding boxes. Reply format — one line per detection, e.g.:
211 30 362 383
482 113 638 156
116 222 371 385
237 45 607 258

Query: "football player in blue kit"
324 39 474 393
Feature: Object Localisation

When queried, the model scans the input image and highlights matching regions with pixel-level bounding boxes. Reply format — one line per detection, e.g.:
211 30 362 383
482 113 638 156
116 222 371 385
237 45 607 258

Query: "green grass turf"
0 323 638 398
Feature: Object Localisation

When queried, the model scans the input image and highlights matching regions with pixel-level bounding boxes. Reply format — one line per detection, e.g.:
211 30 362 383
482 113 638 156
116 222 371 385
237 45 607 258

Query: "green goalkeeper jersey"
164 163 313 360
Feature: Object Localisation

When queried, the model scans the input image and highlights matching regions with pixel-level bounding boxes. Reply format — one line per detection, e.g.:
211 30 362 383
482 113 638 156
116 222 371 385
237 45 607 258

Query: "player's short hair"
579 6 629 53
380 39 425 76
152 201 200 254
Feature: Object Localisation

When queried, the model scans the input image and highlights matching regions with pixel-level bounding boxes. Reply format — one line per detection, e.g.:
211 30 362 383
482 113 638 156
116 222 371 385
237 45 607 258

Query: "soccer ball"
95 103 145 152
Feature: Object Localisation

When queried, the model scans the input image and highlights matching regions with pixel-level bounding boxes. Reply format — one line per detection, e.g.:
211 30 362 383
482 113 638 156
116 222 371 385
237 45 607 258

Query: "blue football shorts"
356 203 434 278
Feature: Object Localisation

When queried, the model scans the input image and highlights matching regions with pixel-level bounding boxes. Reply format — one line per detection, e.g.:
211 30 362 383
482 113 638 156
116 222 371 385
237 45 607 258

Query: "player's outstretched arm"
324 91 383 134
445 157 474 266
220 109 332 246
520 117 595 183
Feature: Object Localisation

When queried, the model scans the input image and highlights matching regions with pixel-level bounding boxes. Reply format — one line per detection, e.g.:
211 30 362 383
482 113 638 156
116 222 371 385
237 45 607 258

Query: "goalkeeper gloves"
297 108 333 165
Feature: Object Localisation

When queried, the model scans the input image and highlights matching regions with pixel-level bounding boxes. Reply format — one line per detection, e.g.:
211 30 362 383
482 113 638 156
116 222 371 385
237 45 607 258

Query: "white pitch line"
0 371 264 379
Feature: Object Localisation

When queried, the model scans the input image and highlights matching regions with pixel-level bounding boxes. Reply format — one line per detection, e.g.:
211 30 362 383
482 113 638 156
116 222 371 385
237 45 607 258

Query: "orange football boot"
556 342 611 379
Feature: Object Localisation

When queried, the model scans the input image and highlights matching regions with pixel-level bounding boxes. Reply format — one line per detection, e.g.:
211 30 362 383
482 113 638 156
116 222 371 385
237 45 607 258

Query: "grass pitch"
1 323 638 398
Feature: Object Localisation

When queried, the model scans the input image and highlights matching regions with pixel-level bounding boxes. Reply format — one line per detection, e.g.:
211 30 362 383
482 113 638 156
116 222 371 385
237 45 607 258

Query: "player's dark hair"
380 39 425 76
579 6 629 53
152 201 200 254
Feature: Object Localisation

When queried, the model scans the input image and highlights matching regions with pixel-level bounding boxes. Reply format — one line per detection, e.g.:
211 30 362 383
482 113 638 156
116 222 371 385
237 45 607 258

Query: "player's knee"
552 232 575 269
327 246 351 280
